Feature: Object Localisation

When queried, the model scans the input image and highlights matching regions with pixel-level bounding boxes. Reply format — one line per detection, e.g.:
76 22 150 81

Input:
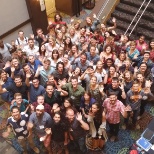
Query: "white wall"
3 23 33 44
0 0 33 43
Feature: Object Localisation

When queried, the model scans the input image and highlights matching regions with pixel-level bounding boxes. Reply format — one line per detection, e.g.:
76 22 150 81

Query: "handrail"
129 0 152 36
97 0 110 18
124 0 146 35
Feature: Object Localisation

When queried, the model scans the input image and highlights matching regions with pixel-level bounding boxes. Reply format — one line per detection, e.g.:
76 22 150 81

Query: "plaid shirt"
103 98 125 124
32 102 52 116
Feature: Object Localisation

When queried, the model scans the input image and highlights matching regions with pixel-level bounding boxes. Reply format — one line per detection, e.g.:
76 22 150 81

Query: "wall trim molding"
0 18 31 39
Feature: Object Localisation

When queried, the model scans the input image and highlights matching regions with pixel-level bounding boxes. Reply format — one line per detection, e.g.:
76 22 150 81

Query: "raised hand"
93 14 97 19
124 105 132 112
52 103 59 110
11 67 15 72
76 112 82 122
26 73 31 78
2 131 10 138
112 17 116 23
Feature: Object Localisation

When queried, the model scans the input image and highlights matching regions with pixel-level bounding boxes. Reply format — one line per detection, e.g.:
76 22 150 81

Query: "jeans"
108 122 120 136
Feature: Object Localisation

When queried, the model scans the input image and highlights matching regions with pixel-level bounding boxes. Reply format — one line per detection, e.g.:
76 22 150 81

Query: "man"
5 57 22 78
0 75 28 101
52 61 69 83
86 46 100 65
2 106 39 154
35 59 54 86
25 77 45 103
19 63 35 82
23 38 39 57
66 108 89 154
27 55 42 72
105 77 126 103
71 53 90 73
62 76 85 111
0 69 14 102
28 104 52 154
44 84 68 107
15 30 28 49
35 28 47 48
80 66 102 90
30 95 51 116
125 81 154 129
103 92 131 142
0 39 12 63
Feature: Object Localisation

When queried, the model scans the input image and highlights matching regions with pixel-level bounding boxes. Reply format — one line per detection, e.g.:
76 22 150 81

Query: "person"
0 69 14 102
35 28 48 48
88 76 106 105
28 104 52 154
23 38 39 57
103 92 131 142
80 66 102 91
15 30 28 49
27 55 42 73
51 112 69 154
86 103 108 150
35 59 54 86
44 84 68 107
0 39 12 63
71 53 90 73
63 36 73 53
86 46 100 65
2 106 39 154
136 35 148 53
105 77 126 102
10 93 30 113
48 49 62 70
126 41 140 60
80 91 96 118
25 76 45 102
52 61 69 83
66 108 89 154
149 39 154 62
30 95 52 116
0 75 28 100
62 76 85 111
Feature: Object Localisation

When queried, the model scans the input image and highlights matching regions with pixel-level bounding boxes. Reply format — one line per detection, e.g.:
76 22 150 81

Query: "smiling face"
53 113 61 123
12 108 21 121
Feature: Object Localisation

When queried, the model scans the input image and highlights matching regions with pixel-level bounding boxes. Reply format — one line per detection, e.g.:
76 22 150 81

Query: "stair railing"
124 0 146 35
97 0 110 18
129 0 152 36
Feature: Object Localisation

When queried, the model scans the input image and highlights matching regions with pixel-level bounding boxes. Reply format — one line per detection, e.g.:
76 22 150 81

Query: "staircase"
107 0 154 41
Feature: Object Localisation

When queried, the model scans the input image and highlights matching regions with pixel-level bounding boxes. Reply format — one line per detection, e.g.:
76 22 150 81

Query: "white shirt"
23 45 39 57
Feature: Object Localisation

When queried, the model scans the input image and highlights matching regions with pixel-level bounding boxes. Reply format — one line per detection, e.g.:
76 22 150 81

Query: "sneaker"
122 124 126 130
32 147 40 154
135 124 140 130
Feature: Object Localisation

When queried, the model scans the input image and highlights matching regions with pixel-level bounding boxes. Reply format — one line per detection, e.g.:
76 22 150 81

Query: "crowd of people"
0 12 154 154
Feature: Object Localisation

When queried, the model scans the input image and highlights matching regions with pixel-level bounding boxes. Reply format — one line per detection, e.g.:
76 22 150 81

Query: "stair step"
116 3 154 21
111 10 154 31
121 0 154 12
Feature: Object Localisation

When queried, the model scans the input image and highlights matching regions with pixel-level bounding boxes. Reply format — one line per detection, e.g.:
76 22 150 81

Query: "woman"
134 62 153 81
100 45 116 63
123 71 133 93
136 35 148 53
149 39 154 62
56 31 64 47
63 36 72 54
86 14 100 33
89 76 106 105
126 41 140 60
60 25 68 37
38 44 47 62
81 91 96 118
94 60 107 80
45 37 59 57
60 97 77 116
68 44 80 62
68 26 79 44
114 52 126 71
104 65 119 85
103 58 114 73
62 54 71 70
86 103 107 151
48 49 62 69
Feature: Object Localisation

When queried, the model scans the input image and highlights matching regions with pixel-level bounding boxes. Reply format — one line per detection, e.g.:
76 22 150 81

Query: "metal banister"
97 0 110 18
124 0 146 35
129 0 152 36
